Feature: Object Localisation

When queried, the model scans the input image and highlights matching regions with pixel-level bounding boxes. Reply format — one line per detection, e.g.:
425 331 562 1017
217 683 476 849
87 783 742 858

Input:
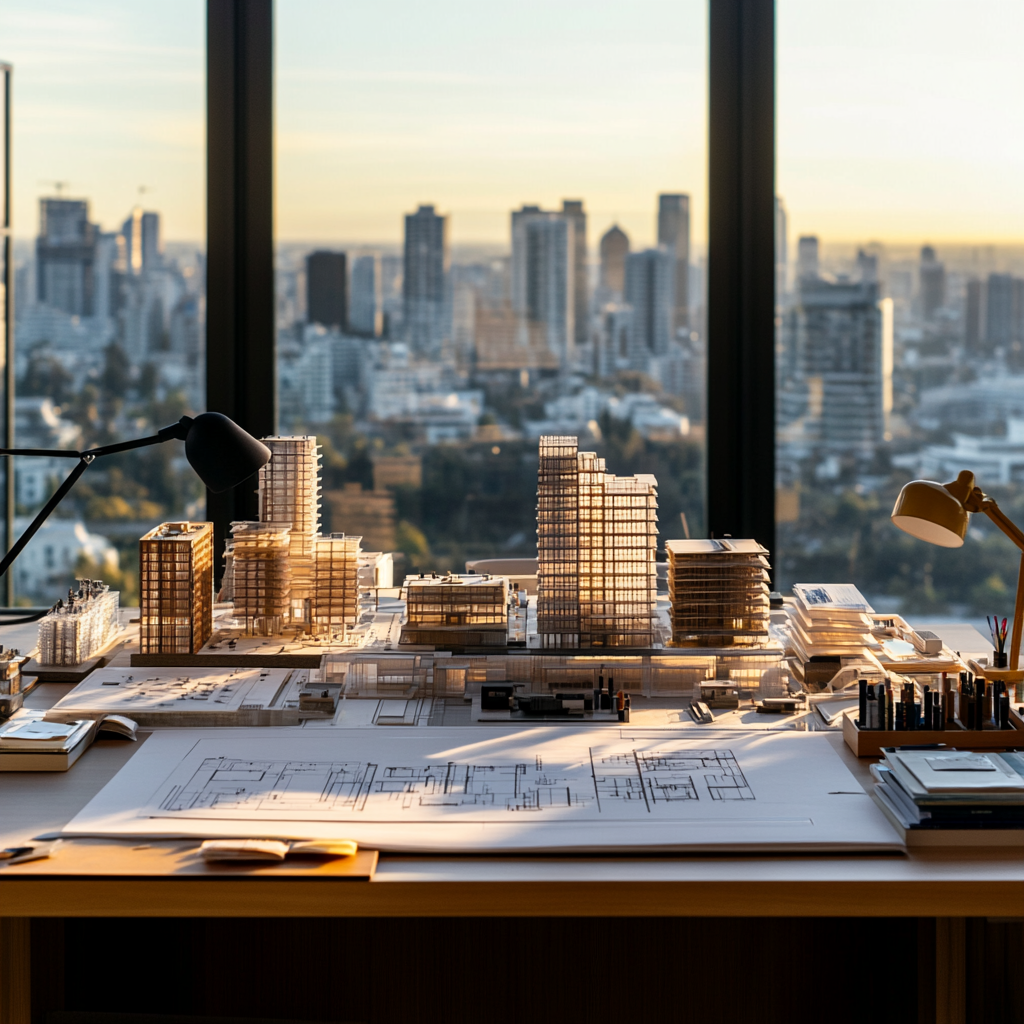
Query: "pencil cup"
993 651 1008 669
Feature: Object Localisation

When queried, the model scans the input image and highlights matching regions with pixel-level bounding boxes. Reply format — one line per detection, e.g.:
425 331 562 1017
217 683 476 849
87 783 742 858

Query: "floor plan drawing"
63 728 903 853
155 744 753 821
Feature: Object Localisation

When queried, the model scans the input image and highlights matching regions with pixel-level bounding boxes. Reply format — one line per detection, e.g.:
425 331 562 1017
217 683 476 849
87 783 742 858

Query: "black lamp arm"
0 417 195 618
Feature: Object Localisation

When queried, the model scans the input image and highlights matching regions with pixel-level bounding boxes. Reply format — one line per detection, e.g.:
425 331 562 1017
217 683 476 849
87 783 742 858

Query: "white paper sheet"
61 727 902 853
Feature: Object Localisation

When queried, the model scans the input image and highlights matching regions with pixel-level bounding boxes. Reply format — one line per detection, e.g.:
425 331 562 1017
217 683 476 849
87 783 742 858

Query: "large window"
275 0 708 573
775 0 1024 621
1 0 205 604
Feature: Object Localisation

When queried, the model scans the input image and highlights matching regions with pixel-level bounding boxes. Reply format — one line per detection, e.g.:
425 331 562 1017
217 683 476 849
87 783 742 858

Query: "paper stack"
665 539 771 647
872 748 1024 845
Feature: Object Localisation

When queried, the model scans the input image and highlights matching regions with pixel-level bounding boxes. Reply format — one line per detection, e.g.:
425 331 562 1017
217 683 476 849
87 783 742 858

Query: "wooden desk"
2 690 1022 1024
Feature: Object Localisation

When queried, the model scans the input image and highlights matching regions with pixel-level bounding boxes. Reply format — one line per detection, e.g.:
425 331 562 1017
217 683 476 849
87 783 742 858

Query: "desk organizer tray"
843 706 1024 757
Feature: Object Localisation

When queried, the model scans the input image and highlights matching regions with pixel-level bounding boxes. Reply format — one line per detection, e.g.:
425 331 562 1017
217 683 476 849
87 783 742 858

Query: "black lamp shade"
184 412 272 493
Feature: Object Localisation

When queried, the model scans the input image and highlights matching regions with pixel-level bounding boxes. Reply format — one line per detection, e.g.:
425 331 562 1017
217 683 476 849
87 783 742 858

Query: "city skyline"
4 1 1022 246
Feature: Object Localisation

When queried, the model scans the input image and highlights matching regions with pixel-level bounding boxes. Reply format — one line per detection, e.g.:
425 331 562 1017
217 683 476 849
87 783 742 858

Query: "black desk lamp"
0 412 271 618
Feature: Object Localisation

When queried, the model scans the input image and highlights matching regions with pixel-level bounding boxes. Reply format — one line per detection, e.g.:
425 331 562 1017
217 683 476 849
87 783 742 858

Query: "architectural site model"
15 432 1018 855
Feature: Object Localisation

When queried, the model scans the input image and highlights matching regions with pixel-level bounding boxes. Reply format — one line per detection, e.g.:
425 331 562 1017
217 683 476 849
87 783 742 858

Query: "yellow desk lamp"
891 470 1024 675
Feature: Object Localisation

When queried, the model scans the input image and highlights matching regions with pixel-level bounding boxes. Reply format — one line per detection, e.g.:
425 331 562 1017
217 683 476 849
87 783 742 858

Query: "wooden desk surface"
2 685 1023 921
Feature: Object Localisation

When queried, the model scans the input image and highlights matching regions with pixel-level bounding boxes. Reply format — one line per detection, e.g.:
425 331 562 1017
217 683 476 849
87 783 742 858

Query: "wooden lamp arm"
979 497 1024 669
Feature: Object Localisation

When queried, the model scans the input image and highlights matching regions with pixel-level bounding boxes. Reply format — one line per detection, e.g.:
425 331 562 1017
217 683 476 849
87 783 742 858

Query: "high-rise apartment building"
985 273 1023 351
792 278 888 453
403 204 449 355
306 250 348 329
122 207 161 275
657 193 690 334
624 248 674 368
349 254 382 337
599 224 630 301
919 245 946 321
774 196 788 311
511 206 575 368
561 200 588 353
536 436 658 649
965 278 985 352
36 197 97 316
796 235 819 281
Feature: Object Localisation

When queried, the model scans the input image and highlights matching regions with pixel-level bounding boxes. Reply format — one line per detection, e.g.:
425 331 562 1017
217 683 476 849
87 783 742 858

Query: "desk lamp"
891 469 1024 670
0 412 271 617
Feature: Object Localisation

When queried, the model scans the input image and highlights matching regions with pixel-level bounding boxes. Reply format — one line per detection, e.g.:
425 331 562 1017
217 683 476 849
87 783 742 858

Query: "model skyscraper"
536 436 658 649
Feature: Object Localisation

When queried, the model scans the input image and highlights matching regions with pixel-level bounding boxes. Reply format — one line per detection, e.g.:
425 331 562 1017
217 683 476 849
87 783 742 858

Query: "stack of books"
786 584 880 690
665 539 771 647
0 715 98 771
872 747 1024 846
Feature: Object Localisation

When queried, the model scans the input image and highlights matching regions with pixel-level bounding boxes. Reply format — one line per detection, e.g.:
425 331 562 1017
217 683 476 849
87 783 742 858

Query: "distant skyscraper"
403 205 449 355
306 250 348 330
625 248 674 369
986 273 1020 350
511 205 574 367
561 200 588 353
349 254 382 337
36 197 97 316
797 236 819 281
856 248 878 283
657 193 690 334
121 207 161 275
965 278 985 352
793 277 886 452
919 245 946 321
774 196 788 310
599 224 630 301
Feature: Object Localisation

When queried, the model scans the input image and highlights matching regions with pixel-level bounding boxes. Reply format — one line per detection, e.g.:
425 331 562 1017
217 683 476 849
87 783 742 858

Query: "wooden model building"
400 573 509 647
666 538 771 646
139 522 213 655
258 436 321 624
310 533 362 637
230 522 293 636
537 436 659 649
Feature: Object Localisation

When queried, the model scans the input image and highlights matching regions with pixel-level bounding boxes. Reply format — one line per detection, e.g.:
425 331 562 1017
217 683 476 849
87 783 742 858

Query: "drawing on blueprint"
155 747 752 821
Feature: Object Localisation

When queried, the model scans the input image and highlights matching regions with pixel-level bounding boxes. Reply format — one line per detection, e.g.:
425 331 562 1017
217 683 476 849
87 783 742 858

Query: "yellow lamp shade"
891 477 971 548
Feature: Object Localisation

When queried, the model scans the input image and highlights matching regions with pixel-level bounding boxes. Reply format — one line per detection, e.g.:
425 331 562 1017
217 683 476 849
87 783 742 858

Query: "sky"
1 1 1022 249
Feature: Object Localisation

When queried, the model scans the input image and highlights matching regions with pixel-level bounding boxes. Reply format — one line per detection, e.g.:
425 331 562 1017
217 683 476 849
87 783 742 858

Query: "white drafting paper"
61 727 902 853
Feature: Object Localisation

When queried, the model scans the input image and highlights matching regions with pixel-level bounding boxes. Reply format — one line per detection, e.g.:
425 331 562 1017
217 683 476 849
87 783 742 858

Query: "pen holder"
993 651 1008 669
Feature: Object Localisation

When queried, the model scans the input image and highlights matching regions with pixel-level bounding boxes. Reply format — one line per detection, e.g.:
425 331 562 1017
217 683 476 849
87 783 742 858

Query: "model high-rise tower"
258 436 321 622
139 521 213 654
536 436 659 649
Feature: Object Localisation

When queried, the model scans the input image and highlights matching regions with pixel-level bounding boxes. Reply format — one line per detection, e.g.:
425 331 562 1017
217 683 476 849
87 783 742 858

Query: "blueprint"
156 747 753 821
61 727 903 852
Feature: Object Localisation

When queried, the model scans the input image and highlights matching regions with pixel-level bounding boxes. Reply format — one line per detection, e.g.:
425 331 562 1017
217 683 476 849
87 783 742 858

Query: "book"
0 717 97 771
887 749 1024 796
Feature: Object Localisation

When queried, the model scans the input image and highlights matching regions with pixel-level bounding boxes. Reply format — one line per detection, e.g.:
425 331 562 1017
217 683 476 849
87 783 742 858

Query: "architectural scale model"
311 533 362 638
230 522 293 636
258 435 320 622
37 579 120 666
666 539 771 646
44 666 307 727
219 436 363 638
139 522 214 655
400 573 510 647
536 435 658 649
